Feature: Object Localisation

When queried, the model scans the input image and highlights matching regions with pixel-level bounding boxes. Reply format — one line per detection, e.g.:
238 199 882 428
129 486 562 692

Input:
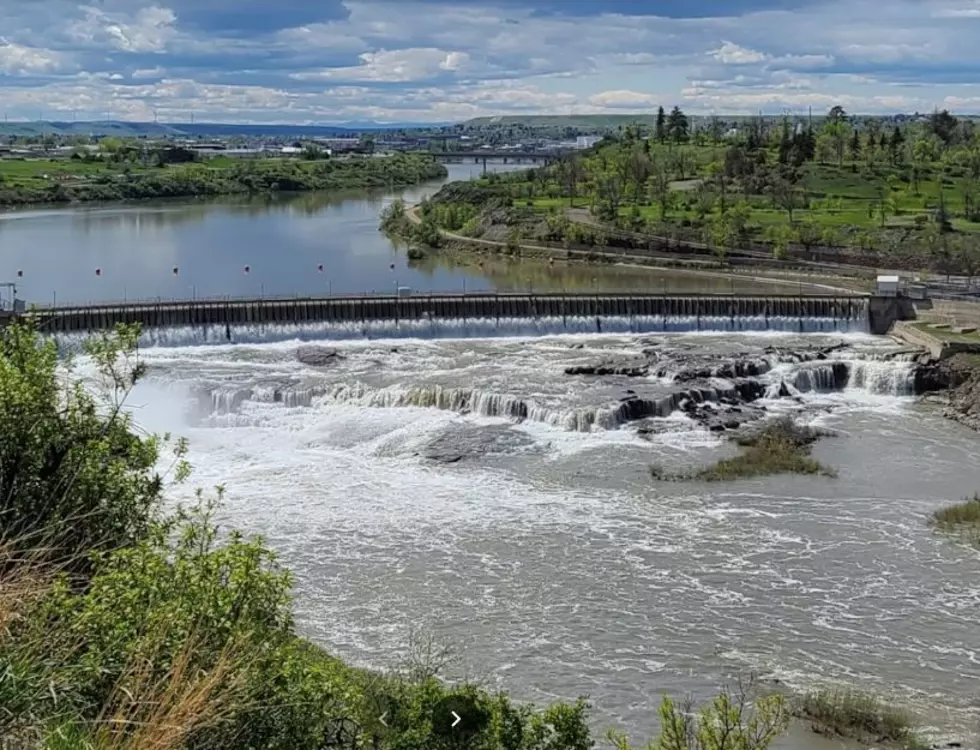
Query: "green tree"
667 106 689 143
0 323 173 566
848 129 862 170
655 106 667 143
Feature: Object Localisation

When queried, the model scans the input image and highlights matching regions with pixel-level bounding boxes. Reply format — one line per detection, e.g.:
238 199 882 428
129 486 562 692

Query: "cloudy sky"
2 0 980 124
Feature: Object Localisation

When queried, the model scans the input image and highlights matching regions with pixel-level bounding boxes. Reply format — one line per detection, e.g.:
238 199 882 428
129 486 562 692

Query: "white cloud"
67 5 178 53
1 0 980 122
710 41 768 65
293 48 471 82
0 39 70 74
588 90 660 109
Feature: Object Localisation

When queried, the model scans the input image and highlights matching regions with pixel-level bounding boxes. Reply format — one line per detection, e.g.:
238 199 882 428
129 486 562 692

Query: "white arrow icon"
451 711 461 728
379 711 388 727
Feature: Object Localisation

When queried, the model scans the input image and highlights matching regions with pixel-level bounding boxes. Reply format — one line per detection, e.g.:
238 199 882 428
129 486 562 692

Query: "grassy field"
429 123 980 273
0 158 130 187
521 147 980 236
911 321 980 344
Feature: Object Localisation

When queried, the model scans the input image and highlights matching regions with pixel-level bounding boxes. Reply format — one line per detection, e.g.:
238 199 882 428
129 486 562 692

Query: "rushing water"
113 325 980 746
23 167 980 745
2 163 828 306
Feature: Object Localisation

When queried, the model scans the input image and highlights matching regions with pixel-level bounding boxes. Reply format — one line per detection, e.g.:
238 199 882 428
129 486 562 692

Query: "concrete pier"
4 292 886 334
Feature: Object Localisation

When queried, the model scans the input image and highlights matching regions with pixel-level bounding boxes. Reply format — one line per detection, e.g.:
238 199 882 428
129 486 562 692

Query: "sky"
2 0 980 124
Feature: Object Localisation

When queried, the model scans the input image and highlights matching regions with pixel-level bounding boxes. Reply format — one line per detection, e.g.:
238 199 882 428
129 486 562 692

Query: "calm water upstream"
2 163 817 305
24 166 980 746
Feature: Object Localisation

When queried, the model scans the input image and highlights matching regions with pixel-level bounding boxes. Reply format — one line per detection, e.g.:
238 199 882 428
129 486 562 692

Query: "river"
23 165 980 746
2 163 825 306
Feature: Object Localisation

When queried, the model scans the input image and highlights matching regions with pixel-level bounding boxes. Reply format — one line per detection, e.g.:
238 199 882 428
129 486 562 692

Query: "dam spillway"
15 293 872 335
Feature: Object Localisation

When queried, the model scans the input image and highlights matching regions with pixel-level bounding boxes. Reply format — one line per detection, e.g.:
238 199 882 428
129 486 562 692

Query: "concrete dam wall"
13 293 878 335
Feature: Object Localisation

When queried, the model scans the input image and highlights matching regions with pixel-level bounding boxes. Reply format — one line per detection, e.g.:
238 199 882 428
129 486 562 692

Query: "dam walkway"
4 292 886 334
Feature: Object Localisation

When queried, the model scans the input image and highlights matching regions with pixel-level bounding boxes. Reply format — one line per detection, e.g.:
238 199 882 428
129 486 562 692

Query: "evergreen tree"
667 106 689 143
849 129 862 167
889 126 905 165
655 106 666 143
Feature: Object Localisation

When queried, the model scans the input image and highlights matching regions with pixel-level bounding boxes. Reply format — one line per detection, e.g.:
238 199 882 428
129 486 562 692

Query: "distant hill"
461 115 665 129
0 120 450 138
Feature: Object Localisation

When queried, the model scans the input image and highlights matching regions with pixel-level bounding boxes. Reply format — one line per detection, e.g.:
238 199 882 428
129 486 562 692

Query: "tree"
848 129 862 170
0 322 172 566
777 118 792 165
823 120 850 167
667 106 689 143
765 224 794 260
827 105 848 123
795 221 823 259
910 137 936 195
888 126 905 165
928 108 959 146
648 159 672 220
655 106 667 143
626 146 652 203
768 168 801 223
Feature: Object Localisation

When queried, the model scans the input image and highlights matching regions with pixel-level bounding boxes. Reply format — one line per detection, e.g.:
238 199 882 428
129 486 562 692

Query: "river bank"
386 199 872 294
0 153 446 207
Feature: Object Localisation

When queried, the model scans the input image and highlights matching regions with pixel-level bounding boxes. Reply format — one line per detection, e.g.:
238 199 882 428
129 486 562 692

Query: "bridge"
427 150 568 165
2 291 913 337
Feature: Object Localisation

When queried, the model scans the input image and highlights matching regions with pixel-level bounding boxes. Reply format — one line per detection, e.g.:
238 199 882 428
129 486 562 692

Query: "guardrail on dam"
2 292 902 334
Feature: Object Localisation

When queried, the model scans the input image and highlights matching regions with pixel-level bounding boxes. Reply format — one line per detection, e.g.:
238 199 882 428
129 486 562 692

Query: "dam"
8 292 906 340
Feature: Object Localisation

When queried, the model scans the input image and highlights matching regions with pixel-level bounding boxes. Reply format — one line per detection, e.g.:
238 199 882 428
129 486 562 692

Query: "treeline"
0 321 805 749
0 154 447 207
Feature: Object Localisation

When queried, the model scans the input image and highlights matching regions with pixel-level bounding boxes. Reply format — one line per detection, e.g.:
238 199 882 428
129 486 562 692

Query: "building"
575 136 601 149
876 275 900 297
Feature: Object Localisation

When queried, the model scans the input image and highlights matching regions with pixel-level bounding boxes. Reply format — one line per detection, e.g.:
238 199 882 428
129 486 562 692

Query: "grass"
930 494 980 546
912 322 980 345
651 418 837 482
492 145 980 252
793 689 928 749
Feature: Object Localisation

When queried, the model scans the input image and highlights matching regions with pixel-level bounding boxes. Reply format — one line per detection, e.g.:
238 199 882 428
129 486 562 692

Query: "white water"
113 329 980 744
52 314 869 352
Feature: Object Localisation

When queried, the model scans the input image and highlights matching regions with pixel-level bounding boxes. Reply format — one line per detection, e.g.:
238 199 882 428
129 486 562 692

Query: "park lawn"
911 321 980 344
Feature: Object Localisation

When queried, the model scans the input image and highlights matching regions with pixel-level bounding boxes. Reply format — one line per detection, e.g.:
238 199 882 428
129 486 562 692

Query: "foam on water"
52 314 869 352
97 329 980 742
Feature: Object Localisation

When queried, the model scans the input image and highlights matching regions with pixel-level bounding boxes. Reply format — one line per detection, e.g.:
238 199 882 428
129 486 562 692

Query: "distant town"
0 110 964 165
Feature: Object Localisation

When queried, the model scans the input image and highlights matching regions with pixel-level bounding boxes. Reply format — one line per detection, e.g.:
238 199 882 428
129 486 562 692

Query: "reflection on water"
408 248 813 295
0 163 824 305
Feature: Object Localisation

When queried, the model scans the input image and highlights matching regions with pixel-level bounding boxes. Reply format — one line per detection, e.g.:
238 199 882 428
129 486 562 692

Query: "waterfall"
765 359 916 398
846 360 915 396
50 314 870 351
191 379 768 433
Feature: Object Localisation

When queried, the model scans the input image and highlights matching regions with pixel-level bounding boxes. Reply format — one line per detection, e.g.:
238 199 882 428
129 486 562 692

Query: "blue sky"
1 0 980 123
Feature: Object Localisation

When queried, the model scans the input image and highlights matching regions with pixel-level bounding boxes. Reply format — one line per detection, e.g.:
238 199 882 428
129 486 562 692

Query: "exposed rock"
296 346 344 367
565 360 650 377
418 423 535 463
